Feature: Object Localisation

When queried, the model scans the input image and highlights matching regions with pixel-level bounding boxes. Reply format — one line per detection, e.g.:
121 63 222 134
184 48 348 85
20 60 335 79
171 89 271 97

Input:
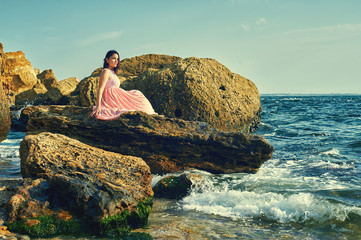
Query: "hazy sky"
1 0 360 94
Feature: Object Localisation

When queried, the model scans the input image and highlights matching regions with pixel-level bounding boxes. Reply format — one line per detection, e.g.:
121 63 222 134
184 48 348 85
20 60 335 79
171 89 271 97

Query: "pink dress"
93 69 156 120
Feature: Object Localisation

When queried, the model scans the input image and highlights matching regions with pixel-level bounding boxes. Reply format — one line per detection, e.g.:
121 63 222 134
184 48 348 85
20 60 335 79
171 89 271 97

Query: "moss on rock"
153 174 192 199
6 215 80 238
99 196 153 237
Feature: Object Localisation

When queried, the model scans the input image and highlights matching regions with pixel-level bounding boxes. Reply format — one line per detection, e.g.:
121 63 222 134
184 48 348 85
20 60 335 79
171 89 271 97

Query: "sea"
1 94 360 240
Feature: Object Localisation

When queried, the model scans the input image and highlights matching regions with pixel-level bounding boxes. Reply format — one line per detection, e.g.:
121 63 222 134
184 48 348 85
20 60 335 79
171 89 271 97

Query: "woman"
91 50 156 120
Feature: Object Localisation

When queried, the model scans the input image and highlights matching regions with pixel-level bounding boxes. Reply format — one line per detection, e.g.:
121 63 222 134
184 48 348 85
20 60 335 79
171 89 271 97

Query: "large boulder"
122 57 261 133
19 132 153 230
70 55 261 133
5 178 82 238
0 179 25 221
2 51 38 95
91 53 181 78
15 77 79 106
21 105 273 174
67 76 105 107
0 43 5 75
0 43 11 142
37 69 58 89
15 82 48 106
42 77 79 104
68 54 181 107
0 83 11 142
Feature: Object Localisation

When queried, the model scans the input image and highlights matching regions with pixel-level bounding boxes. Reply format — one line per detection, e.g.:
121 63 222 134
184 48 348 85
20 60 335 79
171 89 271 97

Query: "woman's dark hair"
103 50 120 74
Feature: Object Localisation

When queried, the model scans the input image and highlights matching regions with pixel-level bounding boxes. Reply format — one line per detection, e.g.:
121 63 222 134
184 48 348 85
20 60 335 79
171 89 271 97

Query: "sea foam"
181 190 361 223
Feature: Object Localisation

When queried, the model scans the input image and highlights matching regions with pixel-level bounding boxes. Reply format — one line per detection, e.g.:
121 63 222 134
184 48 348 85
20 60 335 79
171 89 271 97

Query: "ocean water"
1 95 361 239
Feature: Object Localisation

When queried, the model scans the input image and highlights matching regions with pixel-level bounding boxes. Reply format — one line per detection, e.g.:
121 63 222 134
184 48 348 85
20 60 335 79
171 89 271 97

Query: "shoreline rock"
20 132 153 223
0 43 11 142
71 55 262 134
122 57 262 133
21 105 273 174
2 51 38 96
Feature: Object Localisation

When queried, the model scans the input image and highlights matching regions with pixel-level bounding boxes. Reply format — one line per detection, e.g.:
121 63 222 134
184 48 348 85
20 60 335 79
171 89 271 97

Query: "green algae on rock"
153 174 192 199
6 215 80 238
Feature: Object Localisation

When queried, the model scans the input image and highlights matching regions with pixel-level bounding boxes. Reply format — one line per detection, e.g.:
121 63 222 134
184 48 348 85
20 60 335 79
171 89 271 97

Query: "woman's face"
106 53 119 69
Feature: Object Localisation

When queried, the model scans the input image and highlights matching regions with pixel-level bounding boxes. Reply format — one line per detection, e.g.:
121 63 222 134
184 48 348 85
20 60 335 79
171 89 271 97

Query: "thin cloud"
78 31 122 46
241 24 250 31
256 18 267 25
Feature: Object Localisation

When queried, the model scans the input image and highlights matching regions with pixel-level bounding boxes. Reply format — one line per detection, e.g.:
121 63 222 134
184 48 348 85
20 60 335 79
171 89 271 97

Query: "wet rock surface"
21 105 273 174
20 132 153 223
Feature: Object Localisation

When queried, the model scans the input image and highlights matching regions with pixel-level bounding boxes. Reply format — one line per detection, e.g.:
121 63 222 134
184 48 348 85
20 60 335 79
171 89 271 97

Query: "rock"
36 69 57 90
2 51 38 95
116 53 181 78
15 77 79 106
153 173 205 199
0 179 25 221
0 96 10 141
0 43 5 75
153 174 193 199
0 225 16 239
0 86 11 142
33 68 41 76
15 82 48 106
69 54 180 107
0 43 11 142
91 53 181 78
20 132 153 226
122 57 261 133
6 179 56 223
22 105 273 174
71 55 261 133
64 76 106 107
5 178 81 238
42 77 79 105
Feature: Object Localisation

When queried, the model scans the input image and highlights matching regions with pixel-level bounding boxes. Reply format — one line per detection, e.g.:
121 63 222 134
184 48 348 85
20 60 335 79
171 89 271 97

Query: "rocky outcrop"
4 178 81 238
116 54 182 78
90 54 181 78
68 54 180 107
0 43 5 75
0 179 25 221
20 132 153 225
65 76 101 107
0 43 11 142
36 69 57 89
21 105 273 174
71 55 261 133
0 88 11 142
122 57 261 133
15 82 48 106
153 174 191 199
153 173 205 199
15 77 79 106
42 77 79 105
2 51 38 94
0 87 10 142
6 178 73 223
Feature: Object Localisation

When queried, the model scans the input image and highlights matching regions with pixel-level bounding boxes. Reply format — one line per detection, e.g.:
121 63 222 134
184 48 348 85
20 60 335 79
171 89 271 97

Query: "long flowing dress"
92 69 156 120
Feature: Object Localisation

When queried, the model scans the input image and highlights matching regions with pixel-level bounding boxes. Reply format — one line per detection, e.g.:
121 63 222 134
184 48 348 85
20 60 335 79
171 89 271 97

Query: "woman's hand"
91 105 101 117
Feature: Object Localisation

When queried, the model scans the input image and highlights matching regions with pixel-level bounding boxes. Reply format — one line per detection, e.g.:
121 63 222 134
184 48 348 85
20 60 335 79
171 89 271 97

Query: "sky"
1 0 360 94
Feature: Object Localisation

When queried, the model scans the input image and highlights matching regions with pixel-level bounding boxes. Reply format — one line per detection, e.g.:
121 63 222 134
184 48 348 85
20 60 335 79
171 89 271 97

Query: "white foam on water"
0 130 25 159
281 98 303 101
320 148 341 157
0 143 21 158
152 169 213 187
11 104 32 120
309 159 355 170
181 190 361 223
